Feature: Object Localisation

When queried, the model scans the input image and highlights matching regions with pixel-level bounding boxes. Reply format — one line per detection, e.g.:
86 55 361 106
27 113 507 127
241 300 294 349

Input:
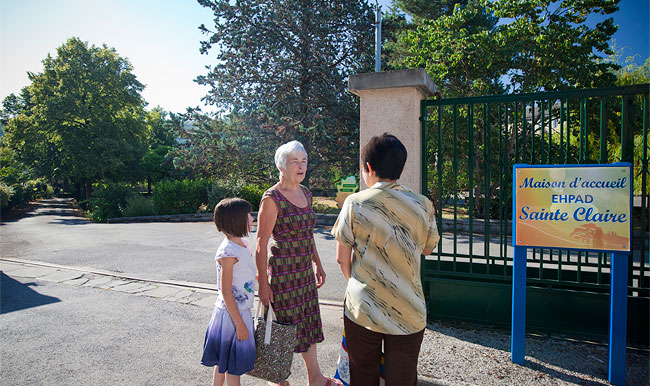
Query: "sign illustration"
514 164 631 252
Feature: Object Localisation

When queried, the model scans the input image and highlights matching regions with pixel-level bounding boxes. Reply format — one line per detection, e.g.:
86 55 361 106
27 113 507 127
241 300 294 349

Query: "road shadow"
314 227 335 240
0 202 39 224
0 272 61 314
48 217 91 225
1 198 87 226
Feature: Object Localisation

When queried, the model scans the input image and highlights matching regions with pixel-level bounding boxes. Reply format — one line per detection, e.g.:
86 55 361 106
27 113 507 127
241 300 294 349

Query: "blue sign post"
511 163 632 386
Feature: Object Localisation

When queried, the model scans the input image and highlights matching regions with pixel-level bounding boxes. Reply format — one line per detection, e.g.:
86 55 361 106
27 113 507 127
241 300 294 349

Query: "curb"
107 212 340 226
0 257 344 308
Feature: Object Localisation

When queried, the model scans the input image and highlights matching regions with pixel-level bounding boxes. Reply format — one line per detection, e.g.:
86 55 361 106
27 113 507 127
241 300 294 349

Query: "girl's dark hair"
213 198 252 237
361 133 407 180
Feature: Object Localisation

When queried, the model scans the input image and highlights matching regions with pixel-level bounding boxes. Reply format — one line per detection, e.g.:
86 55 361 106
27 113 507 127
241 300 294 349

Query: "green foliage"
122 195 156 217
0 182 12 209
394 0 467 20
237 184 266 211
615 57 650 86
150 179 266 216
0 144 30 186
393 0 620 97
145 107 177 148
152 179 212 215
0 143 53 209
378 9 410 72
4 178 54 208
395 0 503 97
141 145 174 183
86 183 137 222
170 113 269 183
2 38 148 196
195 0 375 188
207 181 267 212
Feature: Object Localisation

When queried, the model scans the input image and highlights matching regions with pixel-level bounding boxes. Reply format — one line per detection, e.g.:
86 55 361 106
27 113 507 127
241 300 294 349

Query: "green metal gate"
420 84 649 345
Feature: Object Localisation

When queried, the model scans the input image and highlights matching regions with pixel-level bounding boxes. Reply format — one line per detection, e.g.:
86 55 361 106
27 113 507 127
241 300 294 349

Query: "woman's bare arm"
255 196 278 305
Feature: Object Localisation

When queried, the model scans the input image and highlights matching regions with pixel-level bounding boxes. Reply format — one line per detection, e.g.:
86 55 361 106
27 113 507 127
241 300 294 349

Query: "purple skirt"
201 306 255 376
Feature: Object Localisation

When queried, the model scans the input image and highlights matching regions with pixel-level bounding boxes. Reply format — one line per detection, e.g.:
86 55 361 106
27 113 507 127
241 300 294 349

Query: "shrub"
87 183 137 222
207 181 267 212
0 182 14 209
27 178 53 200
150 179 267 216
122 195 155 217
152 179 211 215
237 184 266 211
207 181 240 211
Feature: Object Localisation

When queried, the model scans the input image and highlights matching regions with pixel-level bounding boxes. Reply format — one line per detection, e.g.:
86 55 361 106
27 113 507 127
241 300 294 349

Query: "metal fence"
420 84 649 341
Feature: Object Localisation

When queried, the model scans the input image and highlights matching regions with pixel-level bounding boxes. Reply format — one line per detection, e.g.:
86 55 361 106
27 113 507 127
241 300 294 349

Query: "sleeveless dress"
262 184 324 353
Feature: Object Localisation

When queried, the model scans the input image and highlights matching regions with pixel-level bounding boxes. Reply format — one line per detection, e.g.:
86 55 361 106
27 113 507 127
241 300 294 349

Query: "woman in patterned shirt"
332 133 440 386
256 140 342 386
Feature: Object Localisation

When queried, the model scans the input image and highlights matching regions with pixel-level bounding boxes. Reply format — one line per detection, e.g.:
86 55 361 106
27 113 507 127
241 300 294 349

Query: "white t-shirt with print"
214 238 257 311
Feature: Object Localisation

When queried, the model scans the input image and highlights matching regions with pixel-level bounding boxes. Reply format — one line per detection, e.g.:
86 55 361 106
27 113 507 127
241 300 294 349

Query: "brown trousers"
344 315 425 386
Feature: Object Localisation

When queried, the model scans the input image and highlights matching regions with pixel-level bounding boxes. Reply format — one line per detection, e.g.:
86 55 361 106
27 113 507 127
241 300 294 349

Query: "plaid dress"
263 184 324 353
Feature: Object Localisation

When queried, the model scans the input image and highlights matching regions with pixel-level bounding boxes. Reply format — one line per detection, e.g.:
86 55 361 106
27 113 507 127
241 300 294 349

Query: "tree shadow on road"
1 198 87 226
0 272 61 314
48 218 91 225
314 227 335 240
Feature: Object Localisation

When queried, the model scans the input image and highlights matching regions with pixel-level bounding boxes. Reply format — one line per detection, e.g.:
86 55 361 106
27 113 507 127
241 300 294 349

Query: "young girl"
201 198 257 386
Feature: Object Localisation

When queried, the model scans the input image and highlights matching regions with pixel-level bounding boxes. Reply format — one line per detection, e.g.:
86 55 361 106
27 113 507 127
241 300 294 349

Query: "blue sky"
1 0 648 114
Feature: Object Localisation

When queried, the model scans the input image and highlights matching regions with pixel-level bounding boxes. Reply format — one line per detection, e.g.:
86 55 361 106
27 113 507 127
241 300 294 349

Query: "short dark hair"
361 133 407 180
213 198 252 237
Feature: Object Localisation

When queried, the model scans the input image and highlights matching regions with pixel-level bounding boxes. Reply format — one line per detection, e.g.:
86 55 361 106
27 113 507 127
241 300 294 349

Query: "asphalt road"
1 275 214 385
0 199 347 385
0 198 346 303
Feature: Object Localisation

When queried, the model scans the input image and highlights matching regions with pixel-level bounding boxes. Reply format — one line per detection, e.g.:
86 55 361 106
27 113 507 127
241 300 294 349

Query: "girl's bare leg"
225 372 241 386
212 366 225 386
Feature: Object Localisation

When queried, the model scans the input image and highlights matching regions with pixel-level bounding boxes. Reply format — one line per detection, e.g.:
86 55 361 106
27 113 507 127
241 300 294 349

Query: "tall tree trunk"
85 179 92 199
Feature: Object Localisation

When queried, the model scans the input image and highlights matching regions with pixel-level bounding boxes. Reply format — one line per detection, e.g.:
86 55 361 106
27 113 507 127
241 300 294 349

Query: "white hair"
275 140 307 175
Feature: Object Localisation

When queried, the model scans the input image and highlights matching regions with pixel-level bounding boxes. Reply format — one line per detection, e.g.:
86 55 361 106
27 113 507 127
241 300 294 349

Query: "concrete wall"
349 69 437 191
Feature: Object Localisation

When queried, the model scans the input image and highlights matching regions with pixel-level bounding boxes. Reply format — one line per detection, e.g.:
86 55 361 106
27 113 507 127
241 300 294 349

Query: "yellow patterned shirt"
331 182 440 335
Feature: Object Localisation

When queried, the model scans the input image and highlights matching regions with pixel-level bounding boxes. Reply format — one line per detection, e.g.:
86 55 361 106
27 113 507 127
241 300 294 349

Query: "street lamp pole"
375 1 382 72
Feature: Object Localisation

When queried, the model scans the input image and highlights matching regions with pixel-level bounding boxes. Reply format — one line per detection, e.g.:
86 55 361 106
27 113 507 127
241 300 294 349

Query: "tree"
141 145 174 194
378 6 410 71
145 107 177 148
170 110 279 184
610 56 649 195
1 88 32 126
394 0 620 97
392 0 623 217
492 0 619 92
396 0 503 97
394 0 470 20
195 0 375 187
614 56 650 86
2 37 148 197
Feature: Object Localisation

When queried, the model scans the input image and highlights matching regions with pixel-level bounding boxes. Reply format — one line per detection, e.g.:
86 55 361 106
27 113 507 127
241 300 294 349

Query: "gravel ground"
417 321 649 386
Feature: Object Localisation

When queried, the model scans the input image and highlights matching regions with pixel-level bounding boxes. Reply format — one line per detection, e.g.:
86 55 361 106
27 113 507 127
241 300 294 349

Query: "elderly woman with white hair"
256 140 341 386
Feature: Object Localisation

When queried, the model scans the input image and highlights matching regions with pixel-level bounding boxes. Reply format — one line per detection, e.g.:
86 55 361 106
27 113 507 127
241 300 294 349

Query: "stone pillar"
348 69 437 192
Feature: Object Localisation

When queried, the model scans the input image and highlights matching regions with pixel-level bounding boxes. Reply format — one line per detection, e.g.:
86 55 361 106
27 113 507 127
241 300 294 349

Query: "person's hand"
314 263 326 288
235 321 249 341
258 280 274 306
